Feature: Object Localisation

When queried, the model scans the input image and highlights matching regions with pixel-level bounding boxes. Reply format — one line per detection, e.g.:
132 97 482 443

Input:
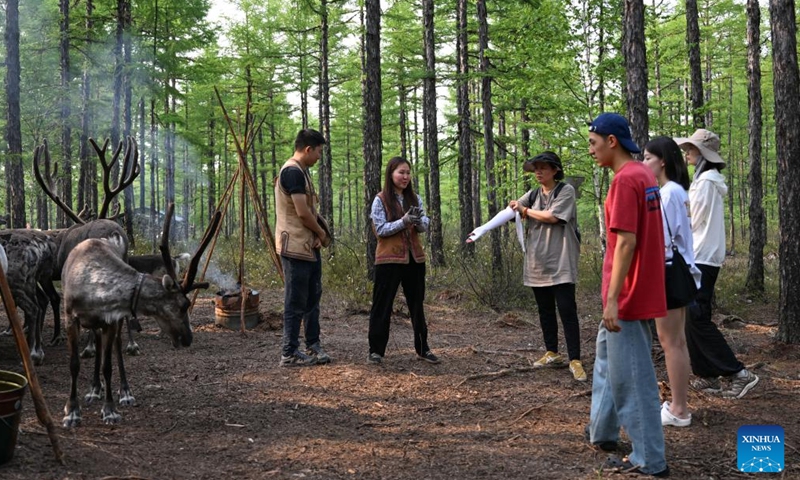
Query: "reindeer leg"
29 286 47 365
18 294 44 366
116 321 135 406
63 318 82 427
125 317 141 356
101 323 121 424
80 329 97 358
85 330 103 404
43 279 64 345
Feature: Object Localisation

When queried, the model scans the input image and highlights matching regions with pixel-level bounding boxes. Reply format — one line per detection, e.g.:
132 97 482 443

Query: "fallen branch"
455 366 537 387
158 421 179 435
511 390 591 423
469 346 525 358
746 361 765 371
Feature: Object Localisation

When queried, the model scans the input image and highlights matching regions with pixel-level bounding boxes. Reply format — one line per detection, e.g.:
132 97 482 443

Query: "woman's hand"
466 228 484 243
508 200 520 212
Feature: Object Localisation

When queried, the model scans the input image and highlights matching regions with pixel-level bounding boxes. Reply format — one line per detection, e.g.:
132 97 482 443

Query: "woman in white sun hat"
674 129 759 399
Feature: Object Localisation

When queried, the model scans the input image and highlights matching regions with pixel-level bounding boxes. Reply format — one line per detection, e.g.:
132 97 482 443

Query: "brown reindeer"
62 203 221 427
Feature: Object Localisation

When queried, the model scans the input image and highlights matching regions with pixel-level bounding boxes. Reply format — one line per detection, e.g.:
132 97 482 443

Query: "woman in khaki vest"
367 157 439 365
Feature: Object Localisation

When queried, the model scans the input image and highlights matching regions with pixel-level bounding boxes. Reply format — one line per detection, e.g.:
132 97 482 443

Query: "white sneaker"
661 401 691 427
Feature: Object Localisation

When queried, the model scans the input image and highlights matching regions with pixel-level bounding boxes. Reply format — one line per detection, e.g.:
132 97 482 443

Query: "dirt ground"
0 287 798 479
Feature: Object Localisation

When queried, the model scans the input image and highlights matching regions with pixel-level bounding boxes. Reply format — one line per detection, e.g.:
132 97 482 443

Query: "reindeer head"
155 203 221 347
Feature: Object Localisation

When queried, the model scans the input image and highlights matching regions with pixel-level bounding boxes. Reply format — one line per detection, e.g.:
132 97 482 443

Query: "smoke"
204 261 237 292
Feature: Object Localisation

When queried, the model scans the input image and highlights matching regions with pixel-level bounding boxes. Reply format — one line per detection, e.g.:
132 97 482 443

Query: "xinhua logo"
737 425 784 473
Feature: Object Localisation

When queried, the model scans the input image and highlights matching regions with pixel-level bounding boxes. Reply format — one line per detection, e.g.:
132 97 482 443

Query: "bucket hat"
673 129 725 166
523 151 564 180
587 113 641 154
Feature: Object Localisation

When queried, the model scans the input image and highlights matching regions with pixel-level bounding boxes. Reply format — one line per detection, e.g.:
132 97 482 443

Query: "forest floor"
0 284 798 479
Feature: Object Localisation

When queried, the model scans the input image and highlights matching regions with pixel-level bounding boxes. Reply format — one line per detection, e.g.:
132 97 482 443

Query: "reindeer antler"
159 203 180 284
33 140 85 225
159 203 221 293
92 136 140 219
181 210 222 293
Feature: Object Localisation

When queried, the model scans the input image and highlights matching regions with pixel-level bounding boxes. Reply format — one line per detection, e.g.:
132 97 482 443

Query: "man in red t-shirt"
584 113 669 477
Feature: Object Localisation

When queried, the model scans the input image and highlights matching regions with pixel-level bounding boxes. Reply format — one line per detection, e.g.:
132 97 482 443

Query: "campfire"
213 286 261 330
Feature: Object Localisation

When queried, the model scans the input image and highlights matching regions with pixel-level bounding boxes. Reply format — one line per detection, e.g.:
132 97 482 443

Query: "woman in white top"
674 129 759 399
644 137 700 427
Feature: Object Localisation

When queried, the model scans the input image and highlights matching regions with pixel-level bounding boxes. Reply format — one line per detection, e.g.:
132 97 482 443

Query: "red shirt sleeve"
606 177 640 235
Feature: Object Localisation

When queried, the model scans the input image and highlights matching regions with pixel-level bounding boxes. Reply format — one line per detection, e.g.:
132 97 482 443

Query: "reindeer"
0 230 59 365
62 203 220 427
34 138 141 353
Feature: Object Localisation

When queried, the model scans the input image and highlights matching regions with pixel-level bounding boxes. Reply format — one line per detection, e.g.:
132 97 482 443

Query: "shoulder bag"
662 205 698 309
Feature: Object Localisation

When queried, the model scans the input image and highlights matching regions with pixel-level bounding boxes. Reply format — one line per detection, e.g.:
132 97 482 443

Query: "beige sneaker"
569 359 587 382
533 351 564 368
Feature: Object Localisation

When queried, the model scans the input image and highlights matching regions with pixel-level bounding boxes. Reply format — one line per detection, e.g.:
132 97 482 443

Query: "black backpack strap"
526 187 541 208
552 181 566 199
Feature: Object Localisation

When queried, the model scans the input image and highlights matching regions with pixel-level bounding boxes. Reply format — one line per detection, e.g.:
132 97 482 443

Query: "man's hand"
312 235 324 249
508 200 521 212
603 299 621 332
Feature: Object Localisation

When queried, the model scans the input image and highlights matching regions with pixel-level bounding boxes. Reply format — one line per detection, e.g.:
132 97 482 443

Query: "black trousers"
531 283 581 361
685 263 744 377
368 259 429 357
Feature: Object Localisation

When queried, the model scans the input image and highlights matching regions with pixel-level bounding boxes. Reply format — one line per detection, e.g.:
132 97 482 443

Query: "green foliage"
321 238 374 313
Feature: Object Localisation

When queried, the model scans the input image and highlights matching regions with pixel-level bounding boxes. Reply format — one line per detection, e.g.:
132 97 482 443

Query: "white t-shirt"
661 181 701 287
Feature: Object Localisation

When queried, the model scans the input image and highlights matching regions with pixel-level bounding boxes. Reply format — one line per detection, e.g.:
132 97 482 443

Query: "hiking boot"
690 376 721 393
569 359 587 382
722 369 759 399
661 401 691 427
279 350 318 367
533 351 564 368
584 424 618 452
417 351 441 364
367 353 383 365
306 342 331 364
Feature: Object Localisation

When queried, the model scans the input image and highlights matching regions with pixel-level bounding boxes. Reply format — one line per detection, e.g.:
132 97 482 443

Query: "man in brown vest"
275 129 330 366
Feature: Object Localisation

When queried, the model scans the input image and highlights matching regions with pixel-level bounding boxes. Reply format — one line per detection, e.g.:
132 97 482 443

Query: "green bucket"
0 370 27 465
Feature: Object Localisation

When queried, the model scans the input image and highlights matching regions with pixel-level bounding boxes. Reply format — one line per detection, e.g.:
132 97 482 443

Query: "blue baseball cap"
587 113 641 154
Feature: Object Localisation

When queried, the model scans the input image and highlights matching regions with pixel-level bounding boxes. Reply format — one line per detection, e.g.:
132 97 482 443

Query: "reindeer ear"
162 274 180 292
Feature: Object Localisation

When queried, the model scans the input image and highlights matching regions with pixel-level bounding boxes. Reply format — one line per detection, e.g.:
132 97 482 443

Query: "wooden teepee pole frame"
187 87 283 328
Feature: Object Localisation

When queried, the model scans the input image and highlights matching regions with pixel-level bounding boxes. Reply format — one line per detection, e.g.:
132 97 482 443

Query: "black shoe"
585 424 618 452
603 455 669 477
417 351 440 364
367 353 383 365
